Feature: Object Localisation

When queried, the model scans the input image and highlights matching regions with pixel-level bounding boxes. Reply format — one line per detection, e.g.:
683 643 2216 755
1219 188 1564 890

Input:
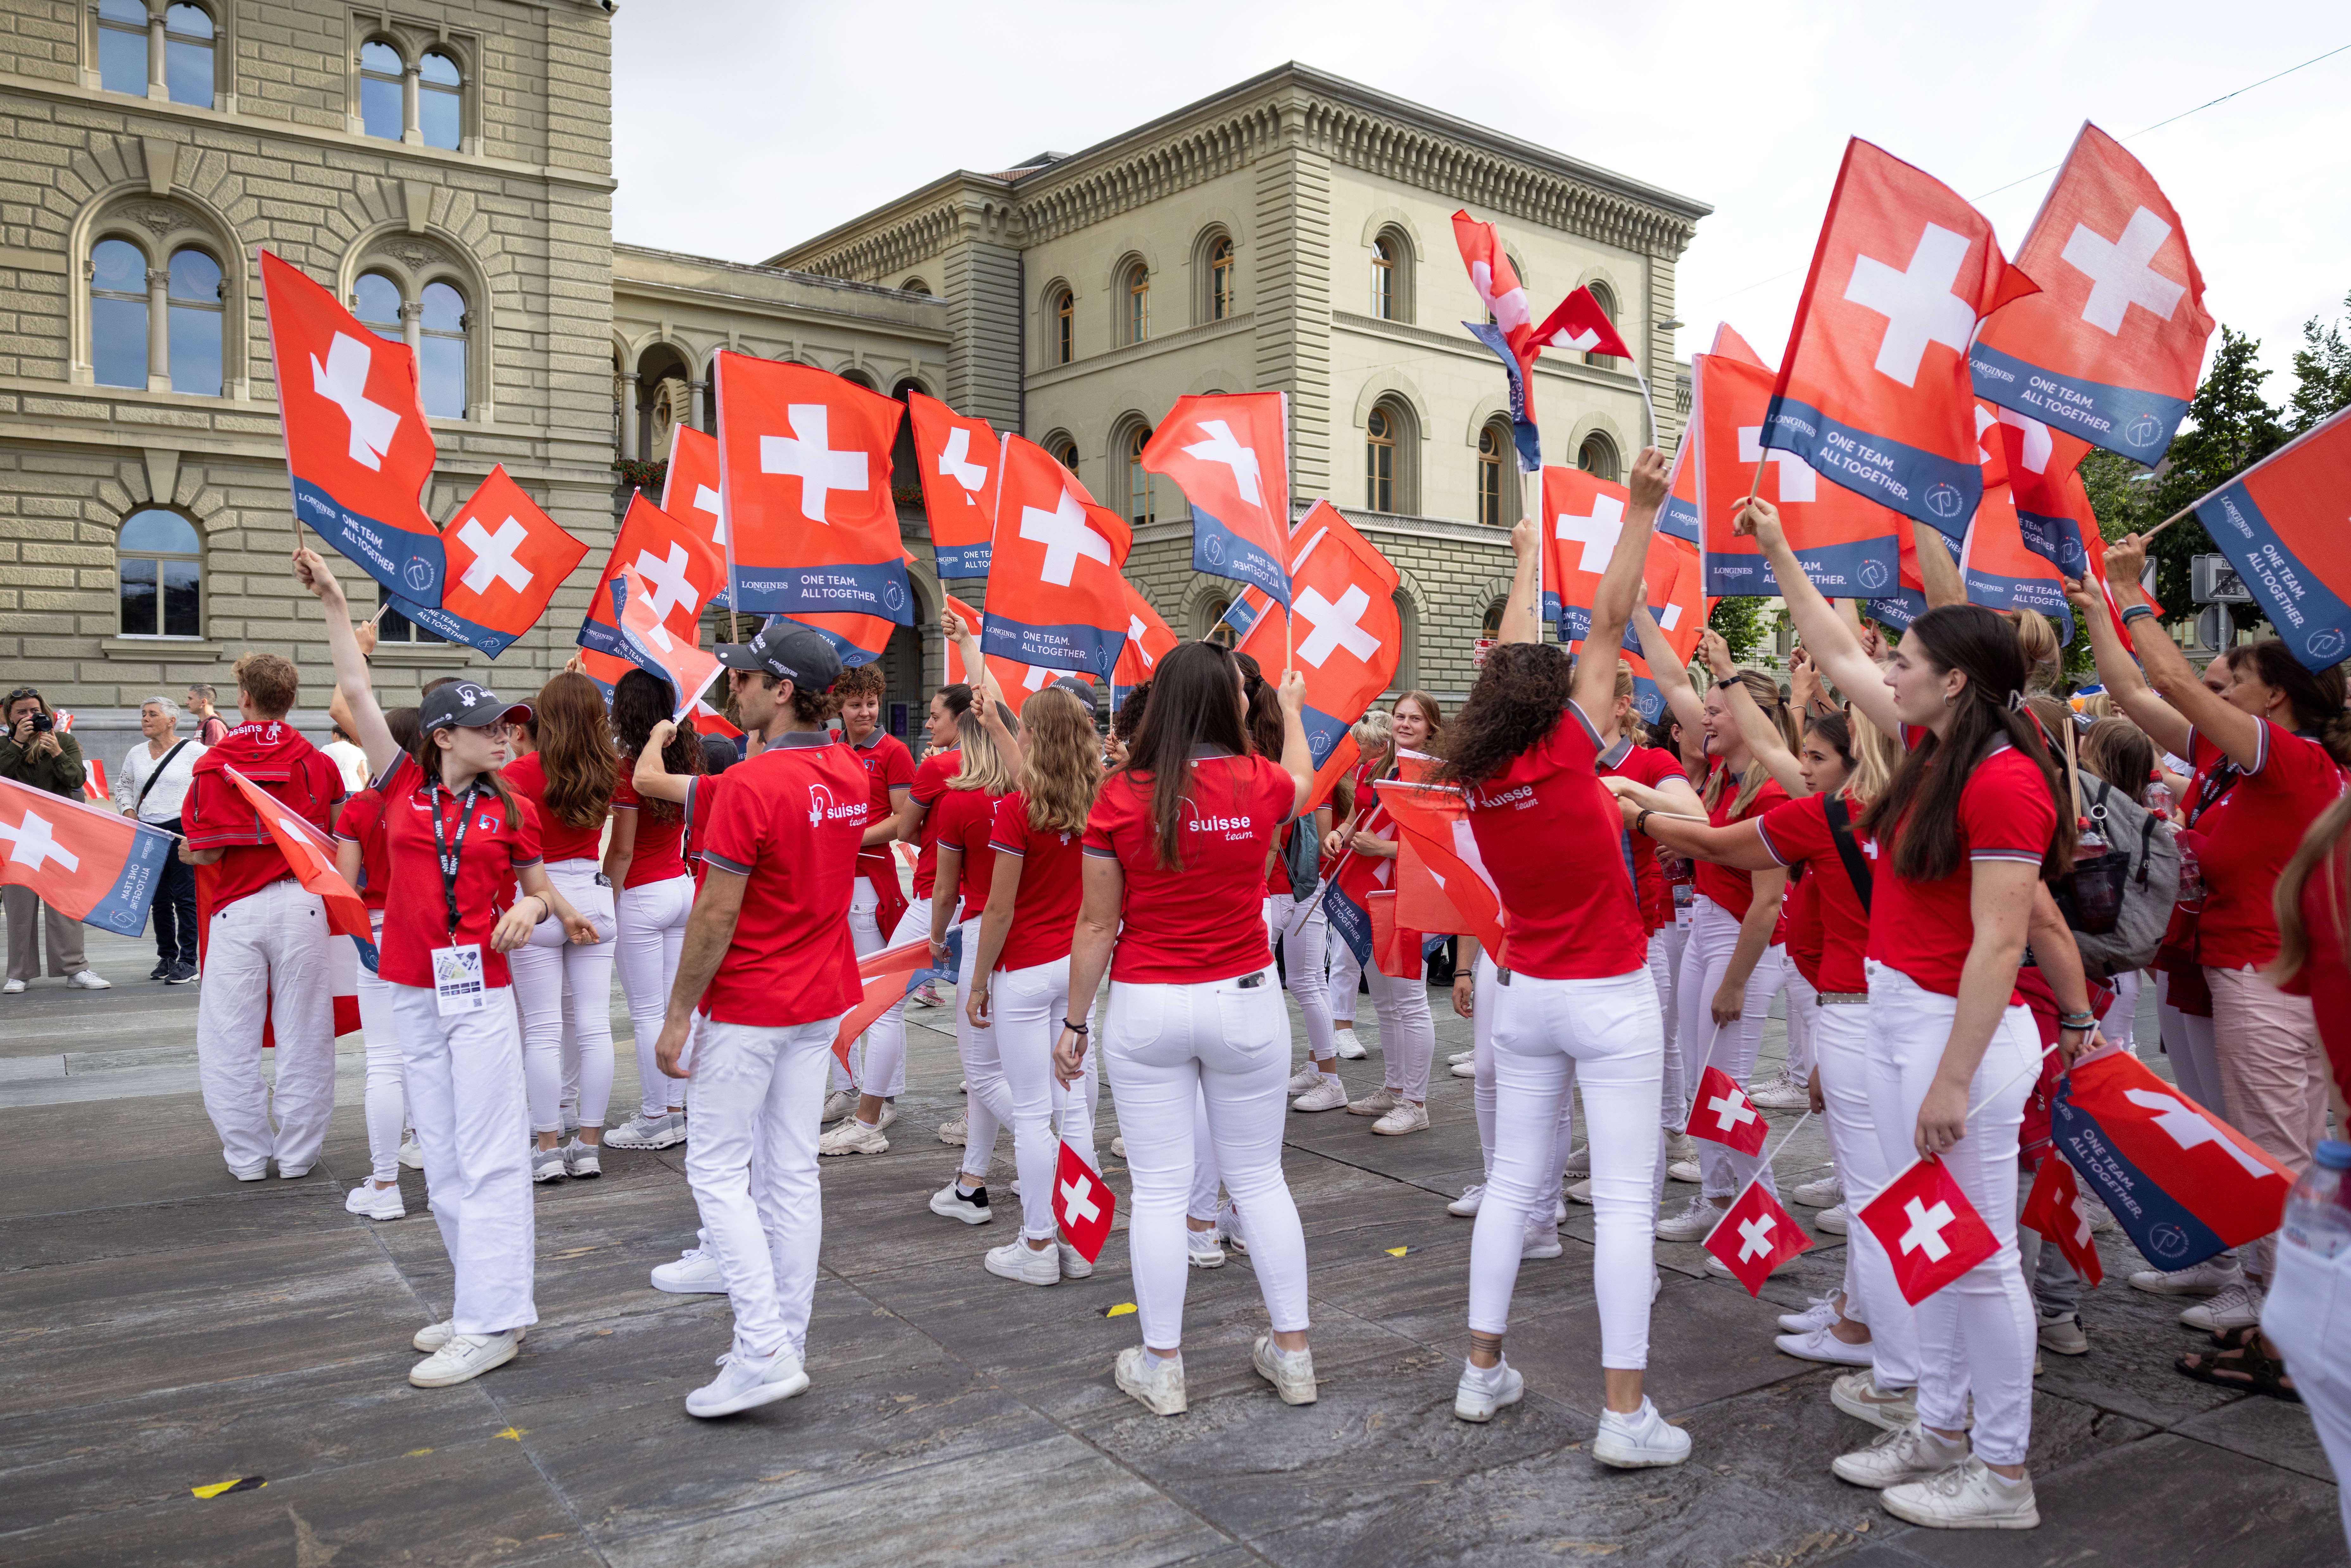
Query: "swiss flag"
1702 1181 1812 1295
389 466 586 659
715 351 912 624
1541 466 1634 640
1376 778 1506 954
1989 405 2096 579
0 776 176 935
1973 123 2213 464
1454 211 1546 471
690 695 742 740
1365 887 1423 980
1659 324 1767 546
216 766 369 939
1055 1139 1116 1262
2020 1154 2104 1287
907 391 999 579
1650 536 1706 670
661 424 730 592
1113 579 1178 700
2189 407 2351 671
985 435 1133 682
1531 286 1634 361
1232 500 1400 810
1763 140 2038 544
1143 392 1294 610
80 757 107 805
1958 428 2074 641
2081 531 2162 656
258 249 444 605
830 935 935 1067
611 568 722 721
1859 1156 1999 1305
1684 1064 1768 1156
578 492 726 681
944 595 1097 706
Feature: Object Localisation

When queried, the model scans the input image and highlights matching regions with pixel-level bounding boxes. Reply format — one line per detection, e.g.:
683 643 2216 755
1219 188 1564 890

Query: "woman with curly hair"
1441 446 1688 1471
603 668 703 1153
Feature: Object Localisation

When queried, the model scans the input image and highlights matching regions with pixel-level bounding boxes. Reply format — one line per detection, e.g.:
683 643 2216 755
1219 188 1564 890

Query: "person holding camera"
0 686 110 993
113 695 205 982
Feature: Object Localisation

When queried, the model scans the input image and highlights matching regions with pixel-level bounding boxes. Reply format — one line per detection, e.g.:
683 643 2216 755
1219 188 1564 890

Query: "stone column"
402 63 422 146
689 379 706 432
620 372 641 460
145 266 170 391
146 7 168 102
399 299 424 358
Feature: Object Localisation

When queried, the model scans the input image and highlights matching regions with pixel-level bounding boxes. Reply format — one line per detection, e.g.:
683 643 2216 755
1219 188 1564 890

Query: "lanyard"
428 781 482 941
2189 759 2238 828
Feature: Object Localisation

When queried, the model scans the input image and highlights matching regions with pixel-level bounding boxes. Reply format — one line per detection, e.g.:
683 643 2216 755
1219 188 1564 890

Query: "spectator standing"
187 684 230 747
0 686 110 993
113 696 205 982
320 721 371 793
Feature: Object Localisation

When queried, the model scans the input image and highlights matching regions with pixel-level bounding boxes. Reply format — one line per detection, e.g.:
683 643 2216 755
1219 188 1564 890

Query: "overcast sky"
612 2 2351 400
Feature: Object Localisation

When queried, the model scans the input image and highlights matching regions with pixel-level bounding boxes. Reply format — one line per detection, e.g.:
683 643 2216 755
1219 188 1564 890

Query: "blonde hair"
949 703 1018 795
1702 670 1798 816
1017 685 1100 835
1844 710 1894 803
2008 610 2062 693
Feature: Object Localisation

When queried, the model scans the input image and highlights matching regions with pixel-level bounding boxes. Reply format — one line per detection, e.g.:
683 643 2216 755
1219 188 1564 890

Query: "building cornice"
1023 313 1254 392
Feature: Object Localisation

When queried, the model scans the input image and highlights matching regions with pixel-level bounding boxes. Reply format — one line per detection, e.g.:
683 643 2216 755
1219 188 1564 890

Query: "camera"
29 713 51 733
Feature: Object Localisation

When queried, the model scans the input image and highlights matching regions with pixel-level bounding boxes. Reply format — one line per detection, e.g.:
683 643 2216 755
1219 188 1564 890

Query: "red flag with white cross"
907 391 1000 579
216 766 370 940
1530 286 1634 360
1684 1064 1767 1156
1142 392 1295 610
1859 1155 2000 1305
1055 1139 1116 1262
984 435 1132 681
661 424 730 580
610 568 722 721
0 776 175 935
1112 578 1178 699
579 491 726 686
945 594 1097 707
389 465 587 659
2020 1154 2104 1287
1702 1181 1812 1295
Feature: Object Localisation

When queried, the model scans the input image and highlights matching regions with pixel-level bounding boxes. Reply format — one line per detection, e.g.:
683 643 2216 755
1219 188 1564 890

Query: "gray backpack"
1280 813 1320 902
2054 768 2179 980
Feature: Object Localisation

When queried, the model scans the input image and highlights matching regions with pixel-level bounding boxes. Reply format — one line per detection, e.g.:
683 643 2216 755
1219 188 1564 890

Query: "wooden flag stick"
1523 466 1544 643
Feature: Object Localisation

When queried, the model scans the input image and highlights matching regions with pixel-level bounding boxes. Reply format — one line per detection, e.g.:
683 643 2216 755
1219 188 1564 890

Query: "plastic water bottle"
2282 1139 2351 1261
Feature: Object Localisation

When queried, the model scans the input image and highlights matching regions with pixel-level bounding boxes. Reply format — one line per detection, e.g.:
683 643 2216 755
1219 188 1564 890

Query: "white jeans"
1106 972 1309 1350
684 1014 839 1359
1866 960 2039 1467
2157 969 2226 1116
1470 967 1663 1368
1812 998 1919 1390
196 878 335 1176
508 860 615 1135
1648 927 1681 1124
1370 961 1435 1103
861 897 933 1102
1269 887 1336 1063
2264 1232 2351 1549
391 982 534 1336
2101 969 2141 1053
615 873 694 1121
988 954 1100 1238
1329 932 1362 1028
837 875 887 1093
949 916 1004 1181
1468 951 1575 1199
1784 967 1819 1084
1679 898 1787 1204
354 910 407 1183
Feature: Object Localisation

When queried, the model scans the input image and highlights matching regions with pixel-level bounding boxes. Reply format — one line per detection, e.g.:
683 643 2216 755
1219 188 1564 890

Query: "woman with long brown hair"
603 668 703 1153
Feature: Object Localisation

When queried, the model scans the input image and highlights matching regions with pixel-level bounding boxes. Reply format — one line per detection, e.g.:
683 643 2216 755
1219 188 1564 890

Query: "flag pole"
1636 374 1660 452
1524 466 1543 643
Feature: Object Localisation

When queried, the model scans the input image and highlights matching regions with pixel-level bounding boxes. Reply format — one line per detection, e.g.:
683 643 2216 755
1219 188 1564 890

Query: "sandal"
2206 1324 2262 1352
2177 1334 2300 1403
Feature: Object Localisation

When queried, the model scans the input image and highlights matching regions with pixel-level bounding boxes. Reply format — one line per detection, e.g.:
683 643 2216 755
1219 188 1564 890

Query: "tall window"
166 248 222 397
1123 262 1149 345
418 282 467 418
1051 287 1073 365
90 238 148 388
353 272 402 341
1477 424 1507 527
1125 425 1154 526
359 40 404 140
118 509 202 638
1209 237 1234 321
163 4 213 106
418 49 462 149
376 581 447 645
97 0 148 97
1579 433 1620 482
1366 406 1396 513
1583 281 1620 368
1372 235 1397 320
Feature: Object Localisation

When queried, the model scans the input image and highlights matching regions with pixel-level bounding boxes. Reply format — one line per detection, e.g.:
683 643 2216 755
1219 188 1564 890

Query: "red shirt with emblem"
697 734 867 1026
2280 838 2351 1109
1601 740 1689 932
908 747 958 900
851 728 915 825
333 787 392 913
610 771 686 888
374 754 543 990
1755 793 1872 995
1694 760 1788 920
1869 735 2055 998
1085 752 1296 984
2189 721 2349 970
501 751 605 863
1463 702 1648 982
933 786 1005 916
989 789 1086 971
182 721 346 908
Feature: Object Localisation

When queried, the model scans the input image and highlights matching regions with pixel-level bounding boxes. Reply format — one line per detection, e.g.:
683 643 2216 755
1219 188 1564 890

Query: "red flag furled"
715 351 911 624
1365 888 1423 980
1988 405 2097 580
1659 324 1766 546
1142 392 1294 609
1859 1156 2000 1304
1113 579 1178 702
1531 286 1634 361
1454 211 1544 471
1375 779 1506 955
2020 1154 2104 1287
2081 531 2161 655
611 568 722 721
389 466 586 658
1762 140 2037 546
1972 123 2213 464
1958 418 2074 639
1702 1181 1812 1295
1054 1138 1116 1262
830 935 937 1067
578 491 726 691
690 694 742 740
2188 407 2351 671
1684 1064 1767 1156
258 249 444 604
984 435 1133 681
217 765 369 939
907 391 999 579
0 776 175 935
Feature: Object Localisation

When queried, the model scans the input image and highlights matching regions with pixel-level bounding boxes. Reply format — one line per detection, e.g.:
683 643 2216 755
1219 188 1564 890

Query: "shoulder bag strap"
134 739 192 814
1823 794 1873 914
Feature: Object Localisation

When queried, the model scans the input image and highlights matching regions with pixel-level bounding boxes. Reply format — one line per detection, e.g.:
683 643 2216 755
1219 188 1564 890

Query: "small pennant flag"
1858 1156 2000 1305
2020 1153 2103 1287
1701 1181 1812 1295
1684 1064 1766 1156
1054 1140 1116 1262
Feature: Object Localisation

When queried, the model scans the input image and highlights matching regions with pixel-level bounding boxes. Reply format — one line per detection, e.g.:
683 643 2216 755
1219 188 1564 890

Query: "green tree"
2288 289 2351 433
2135 327 2288 623
1708 596 1771 663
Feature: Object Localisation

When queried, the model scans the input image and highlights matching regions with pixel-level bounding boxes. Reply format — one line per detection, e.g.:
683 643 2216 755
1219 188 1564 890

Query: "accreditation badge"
431 943 487 1016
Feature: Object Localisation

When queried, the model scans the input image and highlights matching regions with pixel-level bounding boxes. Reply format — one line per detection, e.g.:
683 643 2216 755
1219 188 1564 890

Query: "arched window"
1123 423 1155 526
1481 598 1510 638
1122 261 1149 345
1047 434 1079 472
1578 432 1621 482
89 237 149 389
901 277 931 296
359 40 404 141
164 4 214 106
1372 235 1397 320
376 581 447 645
1209 238 1235 321
418 282 467 418
353 272 402 341
96 0 148 98
1050 286 1074 365
1199 595 1234 643
117 509 202 639
166 248 223 397
1477 421 1510 528
1366 405 1397 513
1583 281 1620 368
419 49 463 150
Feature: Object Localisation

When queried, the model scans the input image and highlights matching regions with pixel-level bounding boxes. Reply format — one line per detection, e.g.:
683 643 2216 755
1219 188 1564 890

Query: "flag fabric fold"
0 776 175 936
1858 1155 2000 1305
907 391 1000 579
2187 407 2351 671
390 465 587 658
1142 392 1294 608
216 765 370 939
983 436 1133 682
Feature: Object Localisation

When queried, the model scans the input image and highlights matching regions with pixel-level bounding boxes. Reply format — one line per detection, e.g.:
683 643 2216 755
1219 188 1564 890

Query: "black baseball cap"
715 618 844 692
419 680 531 734
1046 676 1098 715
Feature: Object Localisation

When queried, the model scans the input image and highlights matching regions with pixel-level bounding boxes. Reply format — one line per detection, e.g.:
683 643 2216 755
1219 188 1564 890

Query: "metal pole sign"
2190 554 2254 604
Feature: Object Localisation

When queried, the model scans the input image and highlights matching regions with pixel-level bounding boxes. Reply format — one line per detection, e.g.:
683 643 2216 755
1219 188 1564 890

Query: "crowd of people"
97 460 2348 1537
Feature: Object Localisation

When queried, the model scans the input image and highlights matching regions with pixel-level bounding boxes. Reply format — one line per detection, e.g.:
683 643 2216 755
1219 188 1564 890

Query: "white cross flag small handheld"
1054 1137 1116 1264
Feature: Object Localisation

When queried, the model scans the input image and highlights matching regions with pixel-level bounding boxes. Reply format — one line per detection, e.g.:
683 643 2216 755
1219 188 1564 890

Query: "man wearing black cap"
649 619 873 1418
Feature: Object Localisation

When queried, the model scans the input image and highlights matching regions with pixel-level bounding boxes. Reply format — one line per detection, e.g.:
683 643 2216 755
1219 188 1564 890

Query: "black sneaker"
166 962 199 985
148 960 171 980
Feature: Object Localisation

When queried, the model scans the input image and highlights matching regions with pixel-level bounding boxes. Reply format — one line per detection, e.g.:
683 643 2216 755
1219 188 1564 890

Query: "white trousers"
836 875 886 1093
614 873 693 1121
1811 998 1919 1390
509 860 616 1134
1470 967 1663 1367
1866 960 2039 1467
1329 931 1362 1028
989 954 1099 1238
354 910 406 1183
1268 887 1336 1063
1371 960 1436 1102
2157 969 2227 1117
861 896 932 1102
196 878 335 1176
390 982 534 1336
2264 1233 2351 1549
1106 972 1309 1350
1648 926 1682 1124
1679 898 1788 1204
1784 967 1819 1084
1468 951 1576 1203
684 1014 839 1359
2101 969 2141 1054
949 916 1004 1180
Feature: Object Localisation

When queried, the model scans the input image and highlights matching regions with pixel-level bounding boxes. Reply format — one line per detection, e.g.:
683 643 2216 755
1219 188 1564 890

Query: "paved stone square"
0 928 2340 1566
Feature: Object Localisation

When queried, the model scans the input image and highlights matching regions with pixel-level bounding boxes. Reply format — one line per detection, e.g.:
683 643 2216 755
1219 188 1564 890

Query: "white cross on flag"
1053 1137 1116 1262
1701 1179 1812 1296
611 565 723 722
0 778 176 952
661 424 731 557
1683 1064 1768 1156
2020 1152 2104 1287
389 466 586 660
906 390 1001 579
1113 578 1178 698
578 491 726 696
981 435 1133 683
1142 392 1294 609
1859 1153 1999 1305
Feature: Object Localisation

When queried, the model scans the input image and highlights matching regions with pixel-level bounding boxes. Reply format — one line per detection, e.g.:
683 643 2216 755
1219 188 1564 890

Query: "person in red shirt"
295 546 593 1392
1758 501 2073 1529
923 694 1018 1224
603 668 702 1152
647 617 869 1420
1320 710 1391 1062
825 662 915 1122
859 681 971 1130
332 704 422 1221
181 648 348 1183
502 672 618 1183
1056 640 1316 1417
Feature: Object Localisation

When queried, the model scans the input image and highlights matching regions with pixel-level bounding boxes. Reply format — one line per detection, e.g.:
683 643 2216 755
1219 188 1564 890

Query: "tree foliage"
1707 595 1771 664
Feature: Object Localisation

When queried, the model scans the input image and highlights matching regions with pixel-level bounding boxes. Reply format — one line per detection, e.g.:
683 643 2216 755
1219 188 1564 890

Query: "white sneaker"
345 1182 404 1221
2179 1280 2265 1333
875 1102 899 1131
1831 1371 1919 1433
562 1139 601 1179
410 1318 527 1354
1058 1242 1095 1280
821 1089 857 1123
1187 1226 1226 1268
1881 1455 2039 1530
1291 1076 1348 1112
1111 1135 1127 1159
1667 1158 1702 1185
2 978 23 995
817 1119 889 1157
1219 1199 1249 1256
2131 1256 2240 1296
1563 1143 1591 1180
67 969 111 991
1450 1059 1477 1078
2084 1198 2118 1234
1447 1183 1485 1218
984 1237 1061 1286
1554 1199 1568 1224
652 1246 727 1294
606 1111 685 1149
1566 1178 1594 1206
1252 1334 1318 1404
912 981 944 1008
1285 1064 1325 1094
1792 1172 1844 1208
410 1330 519 1388
1448 1048 1474 1066
1346 1086 1398 1117
1778 1293 1842 1334
937 1114 967 1147
1371 1100 1429 1136
930 1181 993 1225
1832 1420 1967 1489
530 1146 566 1183
1333 1028 1367 1060
230 1163 267 1182
1522 1217 1563 1260
1655 1194 1721 1243
277 1163 312 1180
1114 1346 1186 1415
1455 1357 1524 1422
686 1345 810 1418
1749 1072 1809 1111
397 1135 425 1169
1816 1203 1851 1235
1593 1398 1692 1469
1776 1323 1874 1366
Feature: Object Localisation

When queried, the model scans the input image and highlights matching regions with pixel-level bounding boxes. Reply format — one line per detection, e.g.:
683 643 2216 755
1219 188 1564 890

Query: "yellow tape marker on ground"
1384 1246 1412 1257
1102 1302 1138 1318
191 1477 265 1500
